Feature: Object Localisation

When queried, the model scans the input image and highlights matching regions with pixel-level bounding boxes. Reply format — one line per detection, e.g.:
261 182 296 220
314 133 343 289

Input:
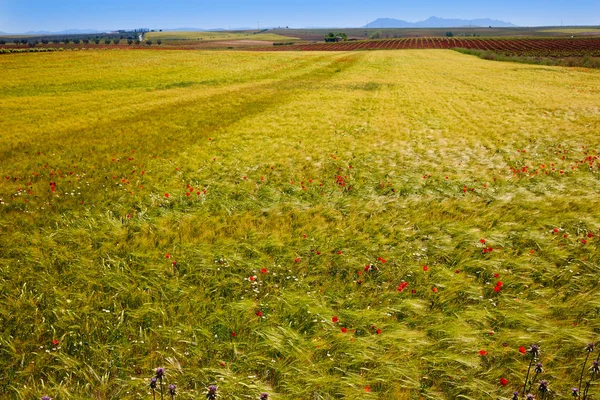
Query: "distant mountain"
365 16 517 28
23 29 104 35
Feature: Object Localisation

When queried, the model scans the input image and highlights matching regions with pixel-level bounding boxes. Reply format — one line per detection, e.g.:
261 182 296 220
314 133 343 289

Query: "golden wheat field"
1 49 599 399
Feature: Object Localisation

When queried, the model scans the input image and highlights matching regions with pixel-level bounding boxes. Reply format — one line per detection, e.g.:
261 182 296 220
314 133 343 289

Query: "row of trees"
1 39 162 46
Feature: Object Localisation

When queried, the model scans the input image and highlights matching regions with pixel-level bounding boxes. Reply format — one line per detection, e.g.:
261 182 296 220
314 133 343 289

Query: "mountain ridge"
365 16 518 28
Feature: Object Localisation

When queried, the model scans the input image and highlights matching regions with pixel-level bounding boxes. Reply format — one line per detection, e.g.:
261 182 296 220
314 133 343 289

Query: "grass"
145 31 300 42
0 49 599 399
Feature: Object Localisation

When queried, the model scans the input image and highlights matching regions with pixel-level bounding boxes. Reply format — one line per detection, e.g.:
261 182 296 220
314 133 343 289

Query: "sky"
0 0 598 33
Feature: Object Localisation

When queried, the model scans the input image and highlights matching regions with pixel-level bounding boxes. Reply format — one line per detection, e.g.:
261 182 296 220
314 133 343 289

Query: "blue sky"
0 0 598 33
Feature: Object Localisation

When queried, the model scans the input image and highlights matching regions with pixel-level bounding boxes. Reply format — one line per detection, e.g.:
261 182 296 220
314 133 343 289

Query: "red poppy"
249 276 256 282
164 193 169 198
500 377 509 386
479 350 487 356
494 286 501 293
423 265 429 271
480 239 486 244
582 239 587 244
376 329 382 335
294 258 300 263
231 332 237 337
260 268 268 274
332 316 339 323
397 281 408 292
341 327 348 333
493 273 499 278
51 339 59 346
364 386 371 393
519 346 527 354
496 281 503 287
432 287 438 293
455 269 460 274
256 310 263 317
165 254 171 259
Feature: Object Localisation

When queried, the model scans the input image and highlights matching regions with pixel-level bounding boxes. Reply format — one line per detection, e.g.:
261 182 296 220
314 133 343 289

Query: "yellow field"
145 30 299 42
541 28 600 34
1 49 600 399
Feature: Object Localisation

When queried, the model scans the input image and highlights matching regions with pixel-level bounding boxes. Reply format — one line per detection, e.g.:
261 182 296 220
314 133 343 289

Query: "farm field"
144 30 299 42
257 37 600 58
1 49 600 399
273 27 600 41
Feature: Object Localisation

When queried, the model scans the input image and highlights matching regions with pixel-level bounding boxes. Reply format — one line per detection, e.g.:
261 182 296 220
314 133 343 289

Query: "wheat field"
1 49 599 399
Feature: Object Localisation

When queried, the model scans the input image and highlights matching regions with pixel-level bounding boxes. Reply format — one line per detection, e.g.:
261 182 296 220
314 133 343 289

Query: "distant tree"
127 39 133 45
324 32 347 42
73 39 80 44
370 31 382 39
156 40 162 45
53 39 60 44
94 39 100 44
446 31 454 37
146 40 152 45
21 39 28 45
135 40 141 45
14 39 20 45
83 39 89 44
63 38 70 44
28 41 37 48
104 39 111 44
0 40 6 45
113 39 120 45
41 39 49 44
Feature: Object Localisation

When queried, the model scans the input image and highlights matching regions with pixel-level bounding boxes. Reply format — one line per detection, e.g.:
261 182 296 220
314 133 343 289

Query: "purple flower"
512 392 519 400
207 385 218 400
526 394 535 400
535 363 543 373
155 367 165 379
168 384 177 396
592 360 600 373
150 377 158 389
572 388 579 397
529 344 540 357
41 397 51 400
538 380 549 393
260 393 269 400
586 343 595 352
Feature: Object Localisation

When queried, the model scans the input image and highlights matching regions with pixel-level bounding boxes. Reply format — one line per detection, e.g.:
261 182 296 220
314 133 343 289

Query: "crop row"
257 37 600 57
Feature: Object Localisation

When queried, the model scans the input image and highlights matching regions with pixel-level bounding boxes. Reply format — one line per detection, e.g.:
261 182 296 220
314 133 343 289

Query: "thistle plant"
155 367 166 399
581 343 599 399
207 385 218 400
259 393 269 400
526 363 544 394
150 377 158 400
168 384 177 399
523 344 540 397
538 380 549 400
